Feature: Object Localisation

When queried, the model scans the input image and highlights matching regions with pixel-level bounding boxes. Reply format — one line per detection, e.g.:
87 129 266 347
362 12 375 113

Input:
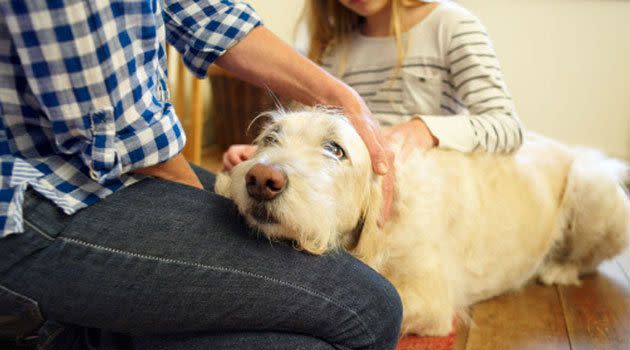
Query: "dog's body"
215 109 630 336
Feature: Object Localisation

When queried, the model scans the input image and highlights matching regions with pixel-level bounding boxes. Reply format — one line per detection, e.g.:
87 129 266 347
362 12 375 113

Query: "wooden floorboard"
558 259 630 350
463 283 570 350
453 318 470 350
455 256 630 350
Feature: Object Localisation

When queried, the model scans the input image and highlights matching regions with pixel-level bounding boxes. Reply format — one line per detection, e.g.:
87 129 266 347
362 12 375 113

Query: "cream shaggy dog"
214 108 630 336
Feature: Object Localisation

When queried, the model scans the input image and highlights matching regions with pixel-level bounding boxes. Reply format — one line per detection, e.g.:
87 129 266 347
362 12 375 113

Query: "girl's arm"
419 13 523 154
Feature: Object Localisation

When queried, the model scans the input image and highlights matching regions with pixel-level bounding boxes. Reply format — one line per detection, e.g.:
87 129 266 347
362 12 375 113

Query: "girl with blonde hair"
303 0 523 153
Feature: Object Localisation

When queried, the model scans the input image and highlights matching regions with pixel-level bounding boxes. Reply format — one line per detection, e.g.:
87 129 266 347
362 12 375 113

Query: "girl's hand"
385 118 438 160
222 144 257 171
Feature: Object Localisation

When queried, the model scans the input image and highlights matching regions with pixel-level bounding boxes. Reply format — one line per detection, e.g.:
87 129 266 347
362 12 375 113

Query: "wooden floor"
453 250 630 350
200 148 630 350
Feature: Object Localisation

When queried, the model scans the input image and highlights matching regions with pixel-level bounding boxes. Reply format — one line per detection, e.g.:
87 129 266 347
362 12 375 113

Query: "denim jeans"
0 165 402 350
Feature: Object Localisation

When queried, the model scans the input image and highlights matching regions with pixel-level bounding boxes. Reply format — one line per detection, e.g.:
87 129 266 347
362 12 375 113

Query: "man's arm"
163 0 391 174
215 26 392 176
161 1 393 220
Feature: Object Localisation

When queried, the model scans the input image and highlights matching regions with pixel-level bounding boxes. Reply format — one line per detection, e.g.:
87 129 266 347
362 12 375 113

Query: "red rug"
395 320 457 350
396 332 456 350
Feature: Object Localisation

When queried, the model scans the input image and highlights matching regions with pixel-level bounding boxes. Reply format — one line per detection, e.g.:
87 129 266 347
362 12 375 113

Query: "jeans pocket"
0 284 44 341
22 190 69 241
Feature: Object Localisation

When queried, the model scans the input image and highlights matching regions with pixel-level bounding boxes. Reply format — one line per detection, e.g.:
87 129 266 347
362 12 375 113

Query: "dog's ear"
343 215 365 251
248 110 282 141
214 172 232 198
349 173 387 269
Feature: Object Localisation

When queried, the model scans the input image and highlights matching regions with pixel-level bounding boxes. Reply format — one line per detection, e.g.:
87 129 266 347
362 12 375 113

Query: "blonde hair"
301 0 425 76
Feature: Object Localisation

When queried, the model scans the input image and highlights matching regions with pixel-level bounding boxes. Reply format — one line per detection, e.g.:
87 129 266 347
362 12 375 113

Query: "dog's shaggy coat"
215 109 630 336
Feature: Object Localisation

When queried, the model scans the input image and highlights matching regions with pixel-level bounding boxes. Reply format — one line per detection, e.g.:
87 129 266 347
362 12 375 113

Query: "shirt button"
89 168 99 181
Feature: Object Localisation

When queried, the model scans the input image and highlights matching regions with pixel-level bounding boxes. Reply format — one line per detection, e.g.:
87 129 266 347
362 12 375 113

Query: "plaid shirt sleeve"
163 0 262 78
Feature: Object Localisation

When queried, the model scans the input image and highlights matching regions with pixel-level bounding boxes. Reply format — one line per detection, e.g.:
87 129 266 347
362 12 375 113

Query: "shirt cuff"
416 115 478 153
164 2 263 78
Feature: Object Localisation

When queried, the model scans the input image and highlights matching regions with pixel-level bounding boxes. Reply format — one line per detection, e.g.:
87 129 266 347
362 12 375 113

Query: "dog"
215 108 630 336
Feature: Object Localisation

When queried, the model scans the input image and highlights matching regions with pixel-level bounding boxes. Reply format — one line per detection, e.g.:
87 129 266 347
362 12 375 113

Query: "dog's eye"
262 135 278 146
324 141 346 160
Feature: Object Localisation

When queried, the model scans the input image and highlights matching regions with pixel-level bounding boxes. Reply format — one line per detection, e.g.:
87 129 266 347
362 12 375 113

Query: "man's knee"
361 275 403 348
327 258 402 349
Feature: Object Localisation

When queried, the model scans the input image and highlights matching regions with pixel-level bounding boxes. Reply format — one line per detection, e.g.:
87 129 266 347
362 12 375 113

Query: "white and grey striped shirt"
321 1 523 153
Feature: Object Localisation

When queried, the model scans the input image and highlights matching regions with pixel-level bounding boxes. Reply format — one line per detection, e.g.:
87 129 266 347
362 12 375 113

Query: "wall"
247 0 630 160
247 0 305 43
459 0 630 160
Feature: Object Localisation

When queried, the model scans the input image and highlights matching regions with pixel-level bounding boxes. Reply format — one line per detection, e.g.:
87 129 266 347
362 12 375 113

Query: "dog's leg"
385 255 455 336
538 260 580 286
537 213 581 286
539 154 630 286
398 272 454 336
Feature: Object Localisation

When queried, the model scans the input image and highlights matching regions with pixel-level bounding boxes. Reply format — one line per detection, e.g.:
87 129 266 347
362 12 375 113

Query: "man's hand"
346 111 396 226
222 144 257 171
133 153 203 189
335 88 396 226
378 153 395 227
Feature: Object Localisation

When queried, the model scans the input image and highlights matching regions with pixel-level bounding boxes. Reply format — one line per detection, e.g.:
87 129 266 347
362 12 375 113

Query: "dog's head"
215 108 382 255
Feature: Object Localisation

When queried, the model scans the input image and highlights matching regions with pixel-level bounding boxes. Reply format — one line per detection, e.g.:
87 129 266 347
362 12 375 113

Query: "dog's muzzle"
249 202 279 224
245 163 287 201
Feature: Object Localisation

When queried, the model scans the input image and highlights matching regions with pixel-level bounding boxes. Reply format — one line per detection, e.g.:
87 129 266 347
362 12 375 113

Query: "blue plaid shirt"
0 0 261 236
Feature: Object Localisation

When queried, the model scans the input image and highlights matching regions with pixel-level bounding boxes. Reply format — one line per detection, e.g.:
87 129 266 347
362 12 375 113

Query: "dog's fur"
215 108 630 336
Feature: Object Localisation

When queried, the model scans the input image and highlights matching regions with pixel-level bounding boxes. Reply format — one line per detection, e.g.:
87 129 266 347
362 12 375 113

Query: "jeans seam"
59 236 377 343
23 219 56 242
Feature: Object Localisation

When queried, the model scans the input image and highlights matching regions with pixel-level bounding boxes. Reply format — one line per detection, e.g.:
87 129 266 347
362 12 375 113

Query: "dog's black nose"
246 163 287 201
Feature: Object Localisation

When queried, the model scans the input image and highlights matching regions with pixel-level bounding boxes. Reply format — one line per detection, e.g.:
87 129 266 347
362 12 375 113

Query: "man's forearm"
214 26 362 115
134 153 203 189
214 24 392 190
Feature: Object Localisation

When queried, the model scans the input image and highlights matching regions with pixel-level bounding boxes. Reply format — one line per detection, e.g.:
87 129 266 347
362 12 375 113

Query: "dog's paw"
538 263 581 286
403 315 453 336
402 308 454 336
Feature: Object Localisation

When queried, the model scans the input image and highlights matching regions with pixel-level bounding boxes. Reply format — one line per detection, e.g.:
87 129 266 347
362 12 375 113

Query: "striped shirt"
0 0 261 236
321 1 523 154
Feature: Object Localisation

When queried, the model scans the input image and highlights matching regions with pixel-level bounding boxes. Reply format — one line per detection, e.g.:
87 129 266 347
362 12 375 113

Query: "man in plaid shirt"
0 1 400 349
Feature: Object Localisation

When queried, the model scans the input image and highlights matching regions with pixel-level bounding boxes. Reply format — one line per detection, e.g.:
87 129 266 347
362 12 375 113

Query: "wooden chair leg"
189 78 203 164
